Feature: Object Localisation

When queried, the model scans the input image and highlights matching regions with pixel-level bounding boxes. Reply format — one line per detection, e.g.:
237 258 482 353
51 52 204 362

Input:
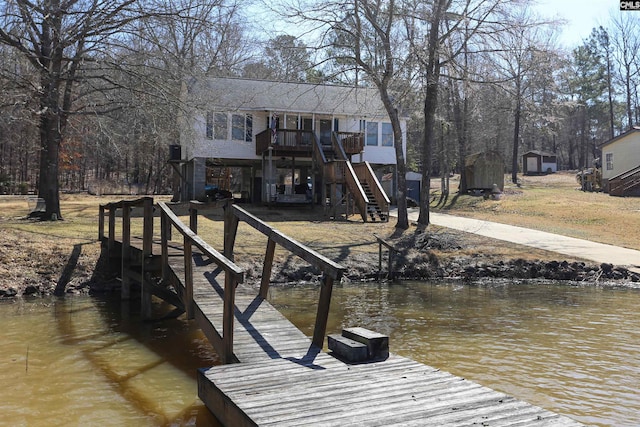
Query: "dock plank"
167 249 583 426
200 354 582 426
107 210 583 427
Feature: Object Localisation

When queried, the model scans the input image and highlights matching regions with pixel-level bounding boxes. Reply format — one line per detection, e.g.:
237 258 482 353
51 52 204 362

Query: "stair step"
342 327 389 360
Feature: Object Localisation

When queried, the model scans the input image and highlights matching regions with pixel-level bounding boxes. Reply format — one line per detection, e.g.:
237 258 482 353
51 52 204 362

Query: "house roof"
186 77 391 119
599 126 640 149
523 150 557 158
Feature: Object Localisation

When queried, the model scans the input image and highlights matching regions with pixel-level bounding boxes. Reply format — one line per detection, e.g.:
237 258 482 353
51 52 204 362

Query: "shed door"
527 157 538 173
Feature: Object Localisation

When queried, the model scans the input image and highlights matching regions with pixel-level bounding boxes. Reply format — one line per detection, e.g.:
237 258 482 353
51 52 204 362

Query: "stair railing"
344 161 369 222
352 162 390 221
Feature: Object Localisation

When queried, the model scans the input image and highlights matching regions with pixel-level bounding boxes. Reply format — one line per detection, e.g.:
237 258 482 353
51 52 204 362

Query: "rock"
23 285 40 295
1 288 18 298
600 263 614 273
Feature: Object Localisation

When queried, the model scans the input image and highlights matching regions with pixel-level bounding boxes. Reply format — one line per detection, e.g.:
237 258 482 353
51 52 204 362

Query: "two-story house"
173 77 407 221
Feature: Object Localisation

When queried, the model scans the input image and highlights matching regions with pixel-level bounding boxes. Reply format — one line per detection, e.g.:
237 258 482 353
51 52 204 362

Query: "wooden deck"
99 198 584 426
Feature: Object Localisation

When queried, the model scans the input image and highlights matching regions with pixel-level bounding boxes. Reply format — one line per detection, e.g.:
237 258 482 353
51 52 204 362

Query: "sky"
533 0 622 48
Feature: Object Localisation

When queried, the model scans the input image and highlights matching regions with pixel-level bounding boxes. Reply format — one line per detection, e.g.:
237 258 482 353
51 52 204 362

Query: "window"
381 123 393 147
366 121 378 146
205 111 213 139
232 113 253 142
605 153 614 171
214 113 227 140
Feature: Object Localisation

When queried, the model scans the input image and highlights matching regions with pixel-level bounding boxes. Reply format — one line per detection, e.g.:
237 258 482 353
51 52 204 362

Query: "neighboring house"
522 150 557 175
173 77 406 221
599 126 640 196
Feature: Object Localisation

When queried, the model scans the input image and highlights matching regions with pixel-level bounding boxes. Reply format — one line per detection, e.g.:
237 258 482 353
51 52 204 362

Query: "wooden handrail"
374 234 397 279
158 201 244 364
222 203 345 348
344 161 369 222
98 197 154 312
353 161 390 220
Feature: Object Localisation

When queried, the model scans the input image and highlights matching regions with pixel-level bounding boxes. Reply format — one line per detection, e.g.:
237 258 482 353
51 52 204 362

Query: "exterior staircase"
313 132 389 222
609 164 640 197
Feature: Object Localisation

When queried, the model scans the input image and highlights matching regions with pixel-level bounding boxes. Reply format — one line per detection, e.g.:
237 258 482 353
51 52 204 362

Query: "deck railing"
158 200 244 364
256 129 315 155
334 131 364 155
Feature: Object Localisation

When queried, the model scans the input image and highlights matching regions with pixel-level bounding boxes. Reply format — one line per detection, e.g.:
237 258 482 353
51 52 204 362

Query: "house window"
605 153 614 171
214 113 227 140
205 111 213 139
232 113 253 142
366 121 378 146
381 123 393 147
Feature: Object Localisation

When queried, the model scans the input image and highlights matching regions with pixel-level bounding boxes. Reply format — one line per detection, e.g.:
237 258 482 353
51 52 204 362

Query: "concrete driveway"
390 208 640 272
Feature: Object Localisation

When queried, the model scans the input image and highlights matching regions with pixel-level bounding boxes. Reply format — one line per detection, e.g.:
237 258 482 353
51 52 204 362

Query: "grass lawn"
431 171 640 251
1 172 637 295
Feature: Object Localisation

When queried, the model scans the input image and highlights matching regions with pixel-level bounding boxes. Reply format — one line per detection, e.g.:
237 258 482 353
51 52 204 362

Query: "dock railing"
189 200 346 349
158 200 244 364
98 197 154 307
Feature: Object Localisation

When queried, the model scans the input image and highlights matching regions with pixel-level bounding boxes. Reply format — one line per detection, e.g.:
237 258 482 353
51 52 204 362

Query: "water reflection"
0 296 221 427
270 282 640 427
2 282 639 426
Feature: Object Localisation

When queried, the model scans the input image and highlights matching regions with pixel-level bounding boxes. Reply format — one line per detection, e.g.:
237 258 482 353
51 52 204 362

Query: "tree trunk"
38 113 62 220
511 95 521 184
417 0 448 226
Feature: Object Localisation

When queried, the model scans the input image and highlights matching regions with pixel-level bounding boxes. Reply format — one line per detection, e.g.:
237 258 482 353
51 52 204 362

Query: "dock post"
121 204 131 300
184 236 194 319
312 275 334 348
259 237 276 299
224 201 239 261
140 198 154 320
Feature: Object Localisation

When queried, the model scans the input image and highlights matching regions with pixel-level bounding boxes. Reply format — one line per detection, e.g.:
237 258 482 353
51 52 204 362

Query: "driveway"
390 208 640 272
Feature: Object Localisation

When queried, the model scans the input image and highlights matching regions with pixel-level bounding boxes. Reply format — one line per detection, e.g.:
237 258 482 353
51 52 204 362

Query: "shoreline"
2 226 639 299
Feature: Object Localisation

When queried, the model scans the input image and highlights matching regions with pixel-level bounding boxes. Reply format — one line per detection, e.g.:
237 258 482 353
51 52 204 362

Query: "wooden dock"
99 198 583 426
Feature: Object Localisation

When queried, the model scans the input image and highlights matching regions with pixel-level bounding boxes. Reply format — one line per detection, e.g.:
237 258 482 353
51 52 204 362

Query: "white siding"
602 132 640 181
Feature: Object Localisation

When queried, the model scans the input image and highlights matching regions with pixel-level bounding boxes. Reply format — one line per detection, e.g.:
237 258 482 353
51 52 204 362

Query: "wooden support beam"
189 206 198 234
222 273 236 364
98 205 105 242
260 238 276 299
184 236 194 320
121 206 131 300
312 275 334 348
160 210 170 285
142 197 153 258
108 207 116 255
224 201 239 261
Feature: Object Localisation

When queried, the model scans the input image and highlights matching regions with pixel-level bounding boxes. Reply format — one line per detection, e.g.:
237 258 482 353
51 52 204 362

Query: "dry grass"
431 172 640 251
2 174 637 294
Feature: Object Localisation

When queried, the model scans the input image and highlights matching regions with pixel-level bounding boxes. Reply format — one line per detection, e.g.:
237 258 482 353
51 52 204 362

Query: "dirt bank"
2 223 638 299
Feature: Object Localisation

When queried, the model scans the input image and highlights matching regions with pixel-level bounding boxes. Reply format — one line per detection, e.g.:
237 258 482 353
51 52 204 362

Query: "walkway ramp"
99 198 583 426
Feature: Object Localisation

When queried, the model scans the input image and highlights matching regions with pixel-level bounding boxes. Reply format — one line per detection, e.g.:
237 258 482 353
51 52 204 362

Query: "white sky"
533 0 622 48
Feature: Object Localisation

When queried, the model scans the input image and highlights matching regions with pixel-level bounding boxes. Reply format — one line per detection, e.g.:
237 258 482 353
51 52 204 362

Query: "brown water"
1 282 639 426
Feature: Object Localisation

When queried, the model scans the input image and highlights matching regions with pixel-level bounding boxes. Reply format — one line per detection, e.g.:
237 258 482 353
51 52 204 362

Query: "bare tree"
279 0 413 229
610 12 640 129
0 0 147 219
405 0 519 225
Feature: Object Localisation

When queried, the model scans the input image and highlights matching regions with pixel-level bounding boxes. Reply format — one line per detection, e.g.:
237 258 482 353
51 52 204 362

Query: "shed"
464 151 504 192
406 171 421 202
523 150 557 175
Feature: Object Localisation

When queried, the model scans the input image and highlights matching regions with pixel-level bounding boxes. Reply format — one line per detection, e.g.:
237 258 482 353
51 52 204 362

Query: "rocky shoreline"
2 228 640 299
